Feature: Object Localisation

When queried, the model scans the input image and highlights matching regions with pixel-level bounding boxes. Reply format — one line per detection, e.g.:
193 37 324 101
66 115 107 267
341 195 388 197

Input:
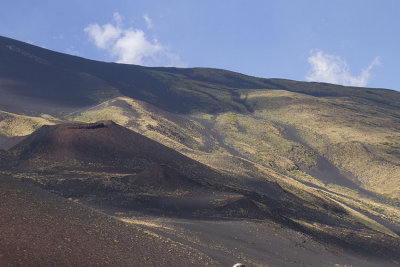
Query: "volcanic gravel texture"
0 175 217 266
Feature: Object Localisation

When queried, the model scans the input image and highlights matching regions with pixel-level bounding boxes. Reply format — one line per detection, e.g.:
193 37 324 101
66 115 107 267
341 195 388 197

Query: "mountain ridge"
1 35 399 116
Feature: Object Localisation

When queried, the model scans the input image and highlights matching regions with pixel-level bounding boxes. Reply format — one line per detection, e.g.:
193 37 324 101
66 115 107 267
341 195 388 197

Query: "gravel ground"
0 175 218 266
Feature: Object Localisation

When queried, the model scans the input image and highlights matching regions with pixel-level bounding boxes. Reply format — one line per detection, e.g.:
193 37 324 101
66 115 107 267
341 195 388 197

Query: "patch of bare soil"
0 175 218 266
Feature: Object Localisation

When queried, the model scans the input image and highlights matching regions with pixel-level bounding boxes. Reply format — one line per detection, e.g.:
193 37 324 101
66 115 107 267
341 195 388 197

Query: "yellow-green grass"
0 110 55 137
242 89 400 198
213 111 317 172
70 96 217 154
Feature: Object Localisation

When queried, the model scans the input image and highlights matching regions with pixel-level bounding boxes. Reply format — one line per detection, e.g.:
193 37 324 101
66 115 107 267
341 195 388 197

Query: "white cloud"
305 50 380 87
143 14 153 29
84 20 122 49
84 12 184 66
112 29 162 64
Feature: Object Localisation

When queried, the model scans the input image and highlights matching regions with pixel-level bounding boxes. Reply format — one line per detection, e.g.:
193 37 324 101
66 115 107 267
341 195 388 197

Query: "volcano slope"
1 34 399 199
4 120 322 222
6 120 285 219
1 120 400 266
1 36 400 265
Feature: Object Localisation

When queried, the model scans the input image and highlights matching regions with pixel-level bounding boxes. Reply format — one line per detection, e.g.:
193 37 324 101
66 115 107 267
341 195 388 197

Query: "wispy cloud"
305 49 380 87
113 12 123 26
65 46 80 56
84 12 185 67
52 34 64 40
143 14 153 29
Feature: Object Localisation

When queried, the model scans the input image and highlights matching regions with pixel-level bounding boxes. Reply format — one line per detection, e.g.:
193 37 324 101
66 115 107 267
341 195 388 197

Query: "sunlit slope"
69 96 218 153
241 89 400 197
66 97 317 180
0 110 56 136
64 89 400 199
0 110 56 149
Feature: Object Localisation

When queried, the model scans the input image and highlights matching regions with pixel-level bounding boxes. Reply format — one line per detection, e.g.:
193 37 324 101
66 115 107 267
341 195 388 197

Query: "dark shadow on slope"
279 123 400 203
0 134 8 149
127 163 203 190
280 123 400 201
282 124 400 201
280 124 361 190
0 134 26 150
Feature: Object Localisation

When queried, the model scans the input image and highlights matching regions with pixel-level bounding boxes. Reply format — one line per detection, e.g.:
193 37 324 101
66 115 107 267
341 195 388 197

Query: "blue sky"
1 0 399 90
